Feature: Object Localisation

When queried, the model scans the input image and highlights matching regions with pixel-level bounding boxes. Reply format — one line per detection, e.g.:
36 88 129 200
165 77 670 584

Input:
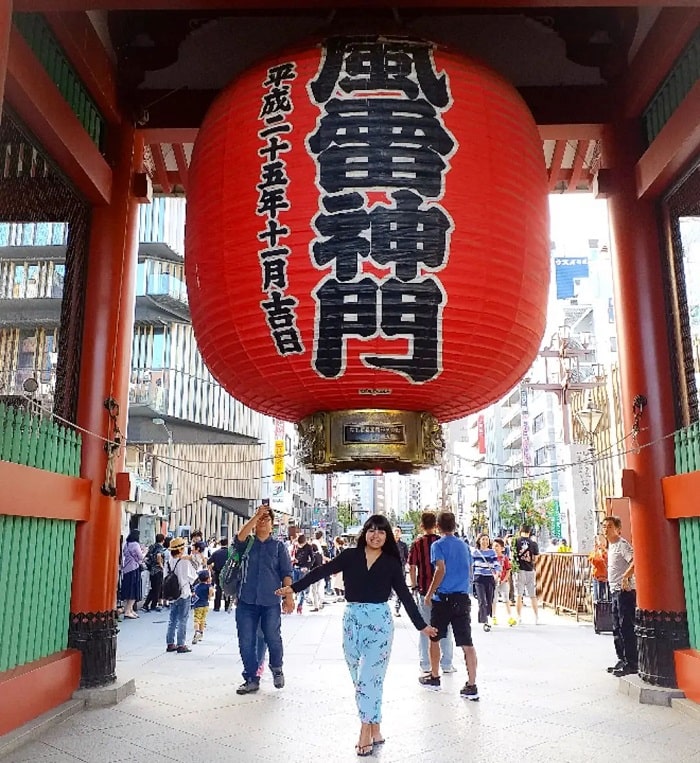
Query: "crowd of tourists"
120 507 635 757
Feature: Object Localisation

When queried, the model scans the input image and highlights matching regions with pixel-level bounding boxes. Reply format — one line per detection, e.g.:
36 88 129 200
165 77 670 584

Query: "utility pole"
152 418 173 530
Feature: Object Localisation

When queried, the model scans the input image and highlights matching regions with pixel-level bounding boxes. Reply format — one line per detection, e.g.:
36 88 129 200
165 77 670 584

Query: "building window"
533 413 544 433
534 446 548 466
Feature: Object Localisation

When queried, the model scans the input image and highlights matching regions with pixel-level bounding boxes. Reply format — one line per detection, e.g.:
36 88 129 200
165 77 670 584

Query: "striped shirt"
472 547 501 578
408 533 440 595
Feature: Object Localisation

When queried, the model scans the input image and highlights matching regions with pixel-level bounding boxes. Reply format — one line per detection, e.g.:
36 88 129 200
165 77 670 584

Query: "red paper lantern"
186 35 549 423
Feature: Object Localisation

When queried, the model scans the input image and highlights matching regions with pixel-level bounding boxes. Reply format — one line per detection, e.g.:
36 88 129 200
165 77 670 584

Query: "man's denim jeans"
416 596 454 670
236 601 283 682
166 596 189 647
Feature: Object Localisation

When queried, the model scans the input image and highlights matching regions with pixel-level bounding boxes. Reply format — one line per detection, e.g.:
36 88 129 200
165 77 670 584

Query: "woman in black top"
276 514 436 757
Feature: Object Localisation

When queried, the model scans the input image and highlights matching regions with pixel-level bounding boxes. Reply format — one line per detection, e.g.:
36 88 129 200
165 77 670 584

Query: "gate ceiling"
10 3 699 197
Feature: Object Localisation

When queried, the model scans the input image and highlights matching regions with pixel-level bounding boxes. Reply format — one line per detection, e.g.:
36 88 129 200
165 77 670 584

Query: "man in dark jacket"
394 527 409 616
208 537 231 612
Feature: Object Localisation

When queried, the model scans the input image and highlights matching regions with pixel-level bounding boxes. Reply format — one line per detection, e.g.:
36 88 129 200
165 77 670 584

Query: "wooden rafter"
173 144 188 191
568 140 587 191
548 140 567 191
149 142 172 194
14 0 700 10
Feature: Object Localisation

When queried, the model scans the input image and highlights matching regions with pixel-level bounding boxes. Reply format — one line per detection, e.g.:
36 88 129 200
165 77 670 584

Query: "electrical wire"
19 392 682 485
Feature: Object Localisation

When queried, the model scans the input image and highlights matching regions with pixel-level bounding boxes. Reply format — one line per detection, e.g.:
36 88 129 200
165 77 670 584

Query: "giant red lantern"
186 35 549 471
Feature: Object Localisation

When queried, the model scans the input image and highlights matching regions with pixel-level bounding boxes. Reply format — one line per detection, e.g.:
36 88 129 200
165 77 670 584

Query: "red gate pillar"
605 119 689 687
0 0 11 116
69 123 142 687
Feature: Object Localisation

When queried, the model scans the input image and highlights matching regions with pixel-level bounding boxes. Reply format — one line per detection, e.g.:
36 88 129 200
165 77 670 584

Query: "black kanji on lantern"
307 98 453 196
364 277 445 382
312 275 445 383
308 36 454 382
369 190 451 282
313 277 379 378
312 193 369 281
256 62 303 356
312 190 451 283
310 36 449 107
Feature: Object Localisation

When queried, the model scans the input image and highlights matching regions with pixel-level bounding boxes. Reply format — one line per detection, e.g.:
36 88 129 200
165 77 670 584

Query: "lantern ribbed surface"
186 37 549 422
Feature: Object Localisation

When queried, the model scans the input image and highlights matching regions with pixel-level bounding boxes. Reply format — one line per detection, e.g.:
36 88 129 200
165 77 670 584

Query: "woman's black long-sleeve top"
291 547 427 631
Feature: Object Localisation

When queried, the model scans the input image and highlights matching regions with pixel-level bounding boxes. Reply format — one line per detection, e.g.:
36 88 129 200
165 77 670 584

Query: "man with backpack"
233 504 294 695
514 525 540 625
143 534 166 612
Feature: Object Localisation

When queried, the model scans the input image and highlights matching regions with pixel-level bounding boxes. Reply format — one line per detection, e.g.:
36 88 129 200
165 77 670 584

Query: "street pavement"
3 596 700 763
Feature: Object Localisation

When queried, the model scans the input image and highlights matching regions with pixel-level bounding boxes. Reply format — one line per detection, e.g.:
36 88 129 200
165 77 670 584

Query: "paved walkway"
3 598 700 763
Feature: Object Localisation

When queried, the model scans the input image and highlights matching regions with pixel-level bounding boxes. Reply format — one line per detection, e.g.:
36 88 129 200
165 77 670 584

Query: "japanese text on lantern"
307 37 455 384
257 62 304 356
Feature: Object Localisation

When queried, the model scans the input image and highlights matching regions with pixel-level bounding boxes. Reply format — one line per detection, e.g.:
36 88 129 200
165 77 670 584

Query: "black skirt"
120 568 142 601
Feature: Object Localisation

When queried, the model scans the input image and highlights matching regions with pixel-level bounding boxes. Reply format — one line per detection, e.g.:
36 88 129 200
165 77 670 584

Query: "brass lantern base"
297 409 444 474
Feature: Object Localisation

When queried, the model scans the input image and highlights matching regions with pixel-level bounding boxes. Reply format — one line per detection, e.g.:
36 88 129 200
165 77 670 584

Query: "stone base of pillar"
636 608 689 688
68 610 118 688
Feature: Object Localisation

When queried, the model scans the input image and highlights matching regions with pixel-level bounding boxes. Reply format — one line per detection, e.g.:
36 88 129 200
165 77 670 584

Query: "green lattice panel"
642 29 700 146
0 515 76 672
680 517 700 650
0 402 81 477
13 13 105 150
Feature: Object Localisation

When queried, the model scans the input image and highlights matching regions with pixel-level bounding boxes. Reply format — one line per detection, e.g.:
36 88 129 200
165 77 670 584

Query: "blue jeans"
235 601 283 682
416 597 454 670
293 568 307 606
166 597 189 647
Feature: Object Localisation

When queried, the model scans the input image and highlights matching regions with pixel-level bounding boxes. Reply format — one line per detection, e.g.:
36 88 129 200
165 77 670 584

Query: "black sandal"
355 742 374 757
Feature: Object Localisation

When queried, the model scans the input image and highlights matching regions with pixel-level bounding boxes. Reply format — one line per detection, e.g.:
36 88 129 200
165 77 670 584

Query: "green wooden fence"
0 515 76 672
674 423 700 650
13 13 105 151
642 29 700 147
0 402 81 477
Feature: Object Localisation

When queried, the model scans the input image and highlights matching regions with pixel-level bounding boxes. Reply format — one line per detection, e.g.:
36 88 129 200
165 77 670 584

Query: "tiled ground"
3 599 700 762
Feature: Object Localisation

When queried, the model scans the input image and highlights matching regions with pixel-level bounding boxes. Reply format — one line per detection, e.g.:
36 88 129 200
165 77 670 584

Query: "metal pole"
166 428 173 530
589 438 597 533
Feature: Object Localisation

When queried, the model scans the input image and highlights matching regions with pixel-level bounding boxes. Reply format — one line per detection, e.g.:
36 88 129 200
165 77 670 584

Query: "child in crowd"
493 538 517 626
192 569 214 644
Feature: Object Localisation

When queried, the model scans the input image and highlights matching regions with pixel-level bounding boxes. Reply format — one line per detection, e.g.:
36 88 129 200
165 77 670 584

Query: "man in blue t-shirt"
419 511 479 701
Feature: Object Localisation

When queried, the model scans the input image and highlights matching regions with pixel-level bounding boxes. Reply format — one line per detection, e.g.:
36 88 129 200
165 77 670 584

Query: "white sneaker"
441 665 458 673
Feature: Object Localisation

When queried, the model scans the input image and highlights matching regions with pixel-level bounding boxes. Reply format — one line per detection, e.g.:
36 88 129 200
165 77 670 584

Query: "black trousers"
611 588 638 669
143 571 163 610
474 575 496 624
213 580 231 612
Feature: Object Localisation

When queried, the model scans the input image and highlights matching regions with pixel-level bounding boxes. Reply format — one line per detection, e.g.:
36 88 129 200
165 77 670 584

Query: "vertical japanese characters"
307 36 456 385
257 62 304 356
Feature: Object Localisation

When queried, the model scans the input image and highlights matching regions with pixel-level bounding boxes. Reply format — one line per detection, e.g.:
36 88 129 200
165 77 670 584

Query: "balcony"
501 404 521 428
129 369 169 414
503 426 522 449
143 273 188 304
0 367 56 410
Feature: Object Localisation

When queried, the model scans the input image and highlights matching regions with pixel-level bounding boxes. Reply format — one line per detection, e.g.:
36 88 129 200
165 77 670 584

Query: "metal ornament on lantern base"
297 410 444 473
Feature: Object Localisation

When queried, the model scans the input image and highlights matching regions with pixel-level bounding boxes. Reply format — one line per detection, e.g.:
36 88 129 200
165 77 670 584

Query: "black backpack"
162 559 182 600
144 544 161 572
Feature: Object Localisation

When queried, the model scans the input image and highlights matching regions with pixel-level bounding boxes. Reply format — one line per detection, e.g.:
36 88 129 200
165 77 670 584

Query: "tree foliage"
470 500 488 538
336 501 354 531
498 480 555 534
402 509 424 536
